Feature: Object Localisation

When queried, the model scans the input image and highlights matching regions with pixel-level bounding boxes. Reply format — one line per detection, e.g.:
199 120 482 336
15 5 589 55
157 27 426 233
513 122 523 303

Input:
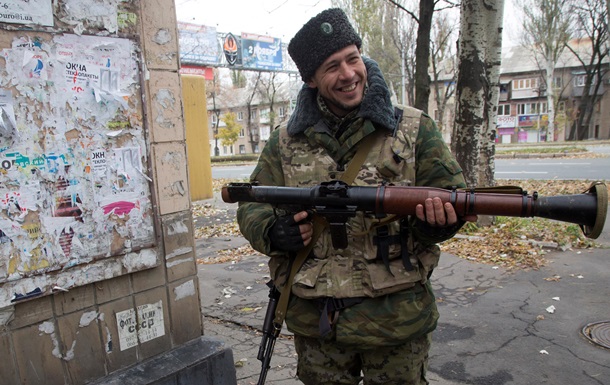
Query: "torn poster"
0 89 18 146
116 301 166 351
0 32 156 307
0 0 54 27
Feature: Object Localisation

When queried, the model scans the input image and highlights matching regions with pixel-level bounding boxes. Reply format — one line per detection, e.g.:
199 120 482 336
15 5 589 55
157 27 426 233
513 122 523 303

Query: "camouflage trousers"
294 332 431 385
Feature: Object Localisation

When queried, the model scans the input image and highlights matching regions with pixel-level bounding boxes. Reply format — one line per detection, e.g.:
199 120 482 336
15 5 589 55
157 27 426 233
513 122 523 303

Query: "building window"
498 104 511 116
574 75 586 87
517 103 528 115
553 76 563 89
251 109 257 120
211 113 218 124
237 111 244 121
260 108 270 123
557 101 566 112
573 74 599 88
279 106 285 118
537 102 547 114
517 102 546 115
239 128 245 137
239 145 246 154
513 78 539 90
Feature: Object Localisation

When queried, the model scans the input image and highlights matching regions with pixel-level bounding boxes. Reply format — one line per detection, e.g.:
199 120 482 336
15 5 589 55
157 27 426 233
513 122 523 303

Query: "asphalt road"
495 157 610 180
211 152 610 181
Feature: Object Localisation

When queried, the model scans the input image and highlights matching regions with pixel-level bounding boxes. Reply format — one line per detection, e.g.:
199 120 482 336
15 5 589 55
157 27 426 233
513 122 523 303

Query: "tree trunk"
545 61 556 141
246 73 262 153
414 0 434 112
453 0 504 189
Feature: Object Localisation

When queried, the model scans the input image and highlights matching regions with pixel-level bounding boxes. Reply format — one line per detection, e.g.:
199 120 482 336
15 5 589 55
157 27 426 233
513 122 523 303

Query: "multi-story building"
430 39 610 143
207 84 293 156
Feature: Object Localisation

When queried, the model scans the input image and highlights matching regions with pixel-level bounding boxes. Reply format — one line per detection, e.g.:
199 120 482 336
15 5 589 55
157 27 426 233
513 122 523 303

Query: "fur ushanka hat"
288 8 362 82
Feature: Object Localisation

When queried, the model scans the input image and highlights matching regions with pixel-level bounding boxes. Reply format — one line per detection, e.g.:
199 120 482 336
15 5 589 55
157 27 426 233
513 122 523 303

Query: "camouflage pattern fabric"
294 332 431 385
286 281 438 347
252 108 465 300
236 58 466 349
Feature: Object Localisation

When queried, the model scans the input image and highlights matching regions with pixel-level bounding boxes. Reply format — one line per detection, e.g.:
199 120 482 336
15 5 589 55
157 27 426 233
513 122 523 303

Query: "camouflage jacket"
237 57 466 300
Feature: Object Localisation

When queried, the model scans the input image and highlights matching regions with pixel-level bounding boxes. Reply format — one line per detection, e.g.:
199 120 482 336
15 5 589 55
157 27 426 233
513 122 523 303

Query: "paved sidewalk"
195 192 610 385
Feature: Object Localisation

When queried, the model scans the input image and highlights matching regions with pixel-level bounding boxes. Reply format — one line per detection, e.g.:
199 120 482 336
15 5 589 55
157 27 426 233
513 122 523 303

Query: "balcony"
572 83 605 98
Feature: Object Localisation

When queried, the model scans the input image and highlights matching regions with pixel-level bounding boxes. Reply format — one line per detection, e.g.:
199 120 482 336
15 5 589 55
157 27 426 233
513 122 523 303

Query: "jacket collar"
286 57 397 136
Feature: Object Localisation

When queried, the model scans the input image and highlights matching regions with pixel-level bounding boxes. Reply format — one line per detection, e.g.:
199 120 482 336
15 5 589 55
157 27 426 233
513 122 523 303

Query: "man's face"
307 45 367 117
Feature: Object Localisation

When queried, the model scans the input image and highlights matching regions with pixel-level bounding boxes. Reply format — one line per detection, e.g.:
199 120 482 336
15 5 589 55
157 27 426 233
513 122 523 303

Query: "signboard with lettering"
178 22 220 65
497 115 516 128
241 33 283 71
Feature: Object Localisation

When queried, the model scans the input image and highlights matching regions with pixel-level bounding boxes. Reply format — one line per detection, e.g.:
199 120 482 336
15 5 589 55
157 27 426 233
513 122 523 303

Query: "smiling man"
307 44 367 116
236 8 473 385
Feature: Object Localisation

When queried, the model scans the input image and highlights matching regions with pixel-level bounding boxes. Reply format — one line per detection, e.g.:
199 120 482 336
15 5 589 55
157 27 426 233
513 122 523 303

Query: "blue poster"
178 22 220 65
241 33 283 71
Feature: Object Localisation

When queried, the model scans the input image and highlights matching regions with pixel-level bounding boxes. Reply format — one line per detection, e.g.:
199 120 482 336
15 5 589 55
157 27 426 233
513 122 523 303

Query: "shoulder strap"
273 214 327 328
341 128 385 184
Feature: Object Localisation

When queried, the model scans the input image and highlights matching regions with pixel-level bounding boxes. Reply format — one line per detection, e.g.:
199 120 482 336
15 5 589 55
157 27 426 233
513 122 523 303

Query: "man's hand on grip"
269 211 313 252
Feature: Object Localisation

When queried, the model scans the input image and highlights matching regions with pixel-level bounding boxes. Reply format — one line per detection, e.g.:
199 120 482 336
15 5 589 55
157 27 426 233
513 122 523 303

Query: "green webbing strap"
340 128 384 184
273 214 327 329
272 129 384 330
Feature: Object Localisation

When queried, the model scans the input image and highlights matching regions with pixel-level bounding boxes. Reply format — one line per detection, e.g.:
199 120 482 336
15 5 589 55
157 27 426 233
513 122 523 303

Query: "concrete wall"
0 1 232 384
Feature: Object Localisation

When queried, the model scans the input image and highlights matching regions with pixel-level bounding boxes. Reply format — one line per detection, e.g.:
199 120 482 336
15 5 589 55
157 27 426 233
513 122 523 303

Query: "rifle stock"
223 181 608 239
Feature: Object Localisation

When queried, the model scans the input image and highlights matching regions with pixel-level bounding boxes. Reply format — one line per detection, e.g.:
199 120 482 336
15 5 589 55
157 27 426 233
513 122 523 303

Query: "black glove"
269 213 307 252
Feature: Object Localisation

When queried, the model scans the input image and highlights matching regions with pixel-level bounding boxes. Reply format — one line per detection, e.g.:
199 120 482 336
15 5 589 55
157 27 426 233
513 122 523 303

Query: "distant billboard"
178 22 220 65
241 33 283 71
177 22 297 73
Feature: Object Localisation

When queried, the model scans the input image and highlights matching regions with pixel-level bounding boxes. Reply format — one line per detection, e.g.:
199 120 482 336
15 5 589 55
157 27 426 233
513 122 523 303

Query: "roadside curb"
495 151 589 159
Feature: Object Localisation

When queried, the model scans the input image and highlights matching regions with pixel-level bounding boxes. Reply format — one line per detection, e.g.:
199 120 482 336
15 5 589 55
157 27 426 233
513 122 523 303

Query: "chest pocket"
375 107 420 183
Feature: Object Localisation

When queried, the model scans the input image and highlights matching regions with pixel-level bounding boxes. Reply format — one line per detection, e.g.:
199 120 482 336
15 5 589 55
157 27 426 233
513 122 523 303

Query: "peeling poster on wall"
0 32 156 309
116 301 166 351
0 0 54 27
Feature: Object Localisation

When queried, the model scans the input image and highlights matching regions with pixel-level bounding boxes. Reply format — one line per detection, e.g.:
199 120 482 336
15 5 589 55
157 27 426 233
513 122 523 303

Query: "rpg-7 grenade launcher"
222 181 608 248
223 180 607 385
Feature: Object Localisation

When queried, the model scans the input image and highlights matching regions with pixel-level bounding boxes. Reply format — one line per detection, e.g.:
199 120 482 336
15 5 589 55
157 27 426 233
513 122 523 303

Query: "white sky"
175 0 333 41
174 0 519 47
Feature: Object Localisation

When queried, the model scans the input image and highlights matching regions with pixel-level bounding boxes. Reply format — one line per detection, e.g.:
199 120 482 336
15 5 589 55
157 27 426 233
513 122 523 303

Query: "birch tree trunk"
517 0 573 142
545 61 556 141
453 0 504 188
